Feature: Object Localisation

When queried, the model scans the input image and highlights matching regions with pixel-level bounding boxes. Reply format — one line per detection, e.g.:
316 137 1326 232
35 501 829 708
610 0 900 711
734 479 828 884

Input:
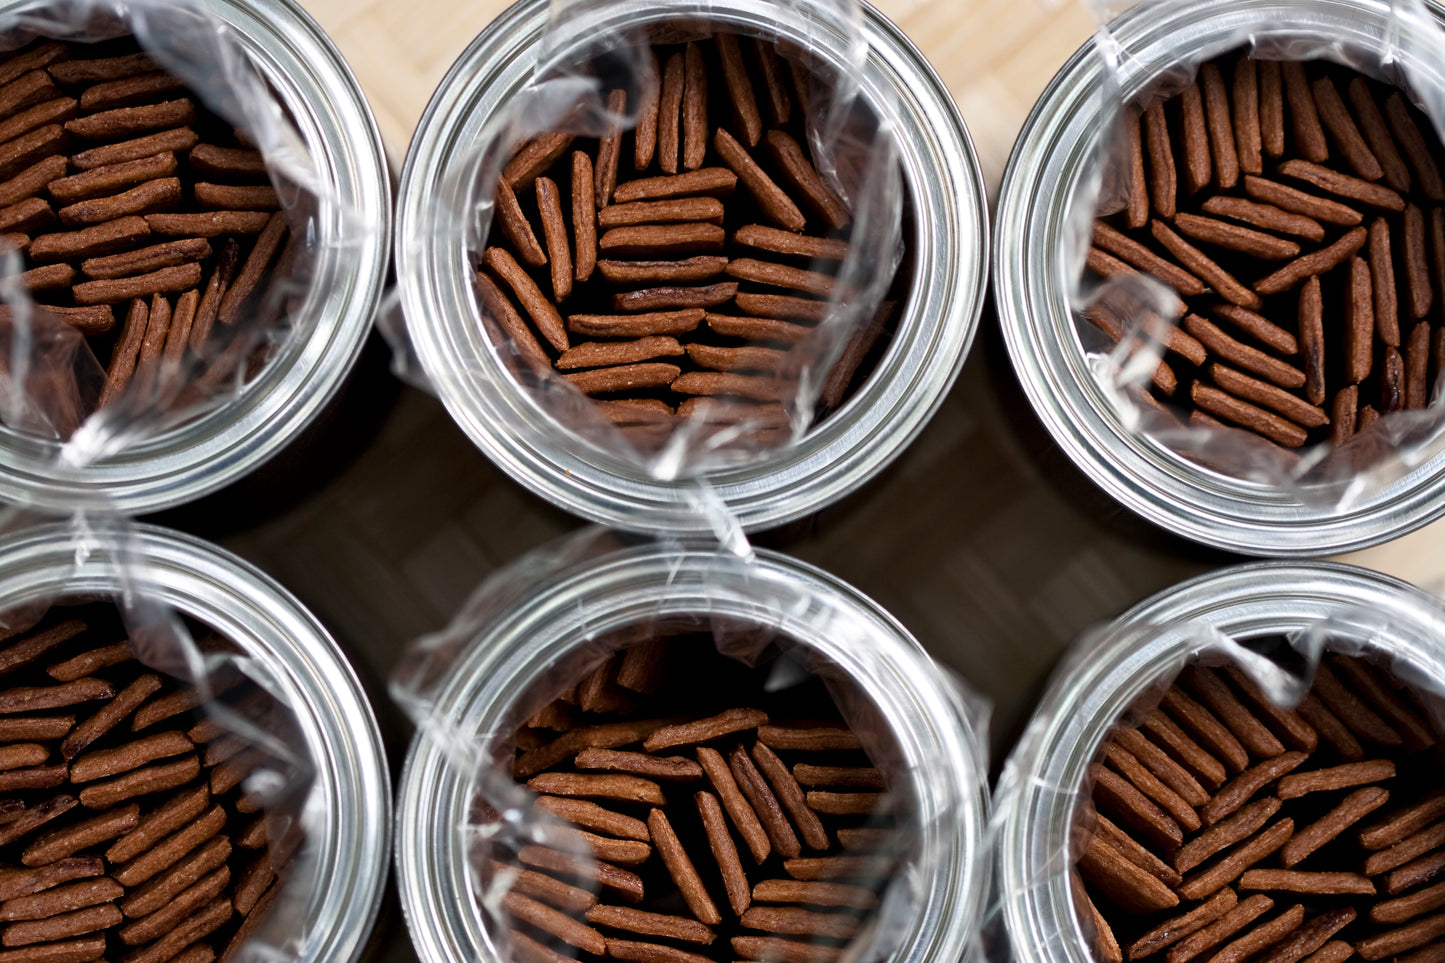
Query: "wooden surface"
158 2 1445 956
300 0 1102 189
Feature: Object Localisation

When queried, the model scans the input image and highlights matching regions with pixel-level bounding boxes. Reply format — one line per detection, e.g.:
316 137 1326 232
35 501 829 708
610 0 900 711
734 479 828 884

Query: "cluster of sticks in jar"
1087 53 1445 448
497 638 898 963
480 31 896 444
1075 652 1445 963
0 607 301 963
0 38 293 430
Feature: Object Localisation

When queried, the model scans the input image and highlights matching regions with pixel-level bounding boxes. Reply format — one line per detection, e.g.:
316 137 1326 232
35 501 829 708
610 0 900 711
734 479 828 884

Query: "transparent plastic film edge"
102 513 317 963
0 0 363 475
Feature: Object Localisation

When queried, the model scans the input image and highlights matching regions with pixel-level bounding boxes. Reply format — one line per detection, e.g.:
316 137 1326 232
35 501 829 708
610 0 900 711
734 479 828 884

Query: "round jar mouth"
0 521 392 963
0 0 391 515
995 0 1445 556
394 544 988 963
396 0 985 533
995 560 1445 963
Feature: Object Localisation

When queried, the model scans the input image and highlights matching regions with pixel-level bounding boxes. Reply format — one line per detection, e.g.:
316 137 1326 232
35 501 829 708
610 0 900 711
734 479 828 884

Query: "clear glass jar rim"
395 0 986 533
0 520 393 963
995 560 1445 963
394 543 990 963
0 0 392 515
994 0 1445 555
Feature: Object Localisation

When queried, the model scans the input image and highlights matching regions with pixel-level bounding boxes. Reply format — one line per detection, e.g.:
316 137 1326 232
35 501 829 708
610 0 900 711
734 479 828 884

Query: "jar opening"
460 17 915 466
1071 637 1445 963
470 617 925 963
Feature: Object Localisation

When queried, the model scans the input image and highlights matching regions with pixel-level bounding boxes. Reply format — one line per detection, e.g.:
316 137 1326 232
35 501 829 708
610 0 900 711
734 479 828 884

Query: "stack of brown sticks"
1087 53 1445 448
0 36 295 430
0 605 302 963
478 30 903 445
495 636 901 963
1076 652 1445 963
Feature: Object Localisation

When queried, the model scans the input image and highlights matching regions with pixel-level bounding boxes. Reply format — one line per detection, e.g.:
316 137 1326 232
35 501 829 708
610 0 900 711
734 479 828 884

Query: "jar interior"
1070 34 1445 492
0 27 328 452
474 615 920 963
0 597 314 961
1070 638 1445 963
465 18 916 457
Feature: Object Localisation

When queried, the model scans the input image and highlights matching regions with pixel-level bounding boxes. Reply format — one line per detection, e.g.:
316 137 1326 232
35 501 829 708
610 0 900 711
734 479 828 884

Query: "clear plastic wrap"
991 561 1445 963
1066 0 1445 511
0 512 326 963
392 528 991 963
0 0 368 479
385 0 907 482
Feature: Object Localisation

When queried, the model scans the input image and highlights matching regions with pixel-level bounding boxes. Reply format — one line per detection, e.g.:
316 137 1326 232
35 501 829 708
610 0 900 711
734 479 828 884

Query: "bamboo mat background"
140 2 1445 956
298 0 1102 189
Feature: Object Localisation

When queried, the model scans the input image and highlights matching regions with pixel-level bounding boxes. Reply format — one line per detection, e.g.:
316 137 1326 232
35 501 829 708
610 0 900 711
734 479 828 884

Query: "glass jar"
395 0 986 533
994 0 1445 556
0 0 391 514
994 560 1445 963
394 542 989 963
0 520 392 962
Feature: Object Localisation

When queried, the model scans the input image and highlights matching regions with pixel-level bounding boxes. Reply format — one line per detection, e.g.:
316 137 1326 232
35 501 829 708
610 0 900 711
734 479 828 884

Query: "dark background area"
147 305 1235 792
